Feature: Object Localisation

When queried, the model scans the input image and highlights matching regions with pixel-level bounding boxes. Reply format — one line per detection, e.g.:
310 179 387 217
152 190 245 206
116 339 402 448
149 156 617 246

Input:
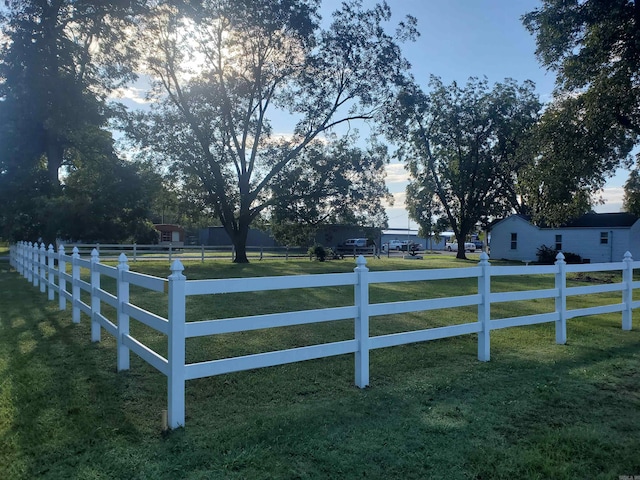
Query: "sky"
317 0 629 229
114 0 631 229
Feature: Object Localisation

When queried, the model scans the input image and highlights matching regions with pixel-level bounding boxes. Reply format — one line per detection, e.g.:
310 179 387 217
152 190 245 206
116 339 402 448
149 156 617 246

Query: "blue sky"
319 0 628 228
113 0 630 228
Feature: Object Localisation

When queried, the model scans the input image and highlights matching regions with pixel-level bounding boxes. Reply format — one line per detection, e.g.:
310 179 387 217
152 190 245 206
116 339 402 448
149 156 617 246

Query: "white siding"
491 216 640 263
629 221 640 260
490 216 541 261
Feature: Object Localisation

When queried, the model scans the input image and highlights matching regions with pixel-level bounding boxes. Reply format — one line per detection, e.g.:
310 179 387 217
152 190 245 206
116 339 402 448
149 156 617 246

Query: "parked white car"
383 240 405 251
446 241 476 252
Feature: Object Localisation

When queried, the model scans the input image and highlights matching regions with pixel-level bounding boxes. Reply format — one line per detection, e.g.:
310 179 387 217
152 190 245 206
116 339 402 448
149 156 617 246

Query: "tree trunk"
233 239 249 263
231 214 251 263
455 233 467 260
45 136 63 193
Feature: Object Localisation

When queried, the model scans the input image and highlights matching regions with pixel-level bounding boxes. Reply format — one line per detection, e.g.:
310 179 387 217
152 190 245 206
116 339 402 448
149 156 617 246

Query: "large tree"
522 0 639 222
269 135 391 246
623 168 640 215
0 0 148 190
518 95 634 226
0 0 154 242
387 77 541 259
129 0 416 262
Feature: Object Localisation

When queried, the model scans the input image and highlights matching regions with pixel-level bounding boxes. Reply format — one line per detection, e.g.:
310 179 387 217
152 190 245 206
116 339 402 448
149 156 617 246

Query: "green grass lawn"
1 255 639 479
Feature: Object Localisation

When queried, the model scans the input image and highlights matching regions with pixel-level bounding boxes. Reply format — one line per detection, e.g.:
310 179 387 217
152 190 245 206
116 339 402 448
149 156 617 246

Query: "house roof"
490 212 639 231
561 212 639 228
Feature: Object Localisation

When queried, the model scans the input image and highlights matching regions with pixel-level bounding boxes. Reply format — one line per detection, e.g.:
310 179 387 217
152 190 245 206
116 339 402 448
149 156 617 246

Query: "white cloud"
594 187 625 213
385 162 410 184
382 191 406 208
111 87 152 104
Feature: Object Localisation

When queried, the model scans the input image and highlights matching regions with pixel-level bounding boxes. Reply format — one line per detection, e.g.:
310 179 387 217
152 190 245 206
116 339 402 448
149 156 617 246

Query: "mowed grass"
1 254 639 479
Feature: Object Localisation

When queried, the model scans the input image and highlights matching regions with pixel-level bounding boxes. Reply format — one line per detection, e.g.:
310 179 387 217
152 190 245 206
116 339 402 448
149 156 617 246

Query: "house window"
555 234 562 251
161 231 171 242
600 232 609 244
510 233 517 250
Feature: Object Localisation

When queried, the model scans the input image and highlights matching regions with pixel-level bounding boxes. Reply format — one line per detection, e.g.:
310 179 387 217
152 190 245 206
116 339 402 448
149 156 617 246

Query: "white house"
489 213 640 263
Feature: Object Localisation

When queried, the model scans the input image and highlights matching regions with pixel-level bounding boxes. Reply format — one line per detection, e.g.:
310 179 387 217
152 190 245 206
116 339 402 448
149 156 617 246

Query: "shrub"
536 244 582 264
309 245 327 261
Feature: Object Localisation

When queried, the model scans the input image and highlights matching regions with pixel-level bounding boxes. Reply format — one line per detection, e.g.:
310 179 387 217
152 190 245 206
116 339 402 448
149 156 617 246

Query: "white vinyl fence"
9 241 638 429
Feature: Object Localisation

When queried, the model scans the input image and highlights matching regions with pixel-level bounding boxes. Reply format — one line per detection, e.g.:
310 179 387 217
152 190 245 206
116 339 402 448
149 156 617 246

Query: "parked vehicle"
446 241 476 252
400 241 422 252
344 238 368 248
336 238 374 255
382 240 404 251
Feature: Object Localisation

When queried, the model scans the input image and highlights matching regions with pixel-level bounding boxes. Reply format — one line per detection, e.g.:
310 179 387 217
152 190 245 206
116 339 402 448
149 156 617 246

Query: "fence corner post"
168 259 187 429
477 252 491 361
117 253 131 371
90 248 101 342
72 246 81 324
555 252 567 344
354 255 370 388
47 244 55 301
622 251 633 331
58 245 67 310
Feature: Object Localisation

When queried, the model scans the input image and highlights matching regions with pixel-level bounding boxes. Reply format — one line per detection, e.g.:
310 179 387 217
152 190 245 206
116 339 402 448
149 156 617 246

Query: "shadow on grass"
1 260 639 479
0 267 163 479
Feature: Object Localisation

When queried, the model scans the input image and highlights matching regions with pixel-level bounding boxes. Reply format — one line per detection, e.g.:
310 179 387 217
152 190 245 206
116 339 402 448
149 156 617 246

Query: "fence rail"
56 242 319 262
8 241 638 429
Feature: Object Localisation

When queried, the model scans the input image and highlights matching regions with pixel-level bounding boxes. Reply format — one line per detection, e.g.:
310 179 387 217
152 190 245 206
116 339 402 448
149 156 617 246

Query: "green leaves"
388 76 541 256
269 135 391 245
523 0 640 221
132 0 413 261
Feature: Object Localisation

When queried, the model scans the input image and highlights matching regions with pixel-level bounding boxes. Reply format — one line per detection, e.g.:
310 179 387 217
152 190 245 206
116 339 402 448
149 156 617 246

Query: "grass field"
1 255 639 479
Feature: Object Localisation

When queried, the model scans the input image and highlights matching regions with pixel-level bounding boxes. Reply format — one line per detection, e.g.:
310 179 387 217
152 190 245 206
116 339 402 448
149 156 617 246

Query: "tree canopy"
127 0 416 262
387 76 541 259
523 0 640 222
0 0 160 243
268 135 391 246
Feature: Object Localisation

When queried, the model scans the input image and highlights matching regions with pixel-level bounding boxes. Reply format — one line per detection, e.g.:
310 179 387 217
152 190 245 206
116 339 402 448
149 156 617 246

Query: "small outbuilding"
154 224 185 247
489 213 640 263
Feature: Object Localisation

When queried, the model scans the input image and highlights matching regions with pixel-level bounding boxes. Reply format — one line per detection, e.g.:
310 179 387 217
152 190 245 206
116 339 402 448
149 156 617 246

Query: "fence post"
23 241 29 279
58 245 67 310
286 246 289 261
622 251 633 331
555 252 567 344
169 243 173 262
168 259 186 429
32 242 39 287
117 253 131 371
90 249 101 342
47 244 55 301
354 255 370 388
260 246 263 261
72 246 81 324
133 243 137 262
15 242 20 275
16 242 22 275
39 243 47 293
26 242 32 283
201 244 204 263
477 252 491 361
